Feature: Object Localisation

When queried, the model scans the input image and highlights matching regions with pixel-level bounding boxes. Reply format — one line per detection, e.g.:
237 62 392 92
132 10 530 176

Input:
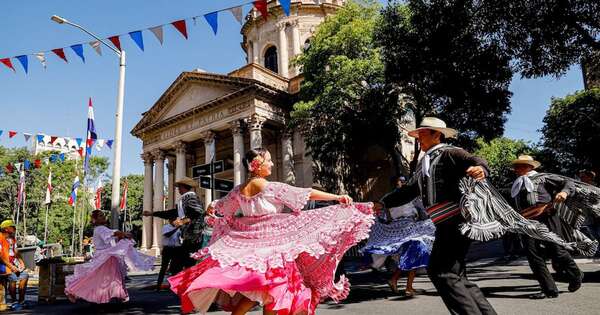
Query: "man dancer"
376 117 496 314
510 155 590 299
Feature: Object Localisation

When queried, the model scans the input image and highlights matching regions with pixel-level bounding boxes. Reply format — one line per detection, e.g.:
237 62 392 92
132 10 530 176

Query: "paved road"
9 258 600 315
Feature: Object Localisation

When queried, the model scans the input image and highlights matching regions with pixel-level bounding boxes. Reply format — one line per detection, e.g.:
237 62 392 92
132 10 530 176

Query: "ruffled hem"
65 256 129 304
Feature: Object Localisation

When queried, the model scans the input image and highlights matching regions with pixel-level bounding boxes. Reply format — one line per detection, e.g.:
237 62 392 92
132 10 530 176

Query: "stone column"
174 141 187 201
230 120 245 185
203 131 216 208
291 19 301 76
167 156 176 209
152 149 165 251
141 152 154 251
249 114 266 149
281 130 295 184
277 22 289 77
252 40 259 64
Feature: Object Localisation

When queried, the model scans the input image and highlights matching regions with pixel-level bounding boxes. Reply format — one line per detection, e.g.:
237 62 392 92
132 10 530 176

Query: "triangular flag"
229 6 244 24
52 48 68 63
75 137 83 147
280 0 291 16
34 52 47 69
77 148 84 157
59 153 66 162
0 58 15 72
24 160 31 170
43 157 50 165
9 131 17 138
5 163 13 174
50 136 58 144
0 130 3 137
34 159 41 169
89 41 102 56
23 133 31 142
204 12 219 35
36 134 44 143
105 139 113 149
16 55 28 73
70 44 85 63
129 31 144 51
14 163 22 171
171 20 188 39
149 26 164 45
96 139 105 151
253 1 269 20
49 154 57 163
108 36 122 51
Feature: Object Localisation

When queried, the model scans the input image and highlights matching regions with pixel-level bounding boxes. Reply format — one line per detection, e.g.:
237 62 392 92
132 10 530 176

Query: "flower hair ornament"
249 156 264 174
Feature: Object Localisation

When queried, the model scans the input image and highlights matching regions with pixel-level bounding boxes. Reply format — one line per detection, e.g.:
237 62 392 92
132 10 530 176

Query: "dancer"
65 210 155 304
169 148 374 315
361 178 435 297
510 155 598 299
376 117 497 314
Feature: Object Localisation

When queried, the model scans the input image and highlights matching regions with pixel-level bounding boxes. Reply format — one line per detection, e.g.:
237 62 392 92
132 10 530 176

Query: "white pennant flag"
149 25 164 45
96 139 105 151
14 163 22 171
35 52 47 69
89 40 102 56
23 133 32 142
229 6 243 24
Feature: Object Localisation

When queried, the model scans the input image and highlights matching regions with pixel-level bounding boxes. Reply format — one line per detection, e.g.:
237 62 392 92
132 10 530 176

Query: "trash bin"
17 246 38 270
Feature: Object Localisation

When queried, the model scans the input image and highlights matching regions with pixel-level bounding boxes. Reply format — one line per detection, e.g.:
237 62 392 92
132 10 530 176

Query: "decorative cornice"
174 140 188 154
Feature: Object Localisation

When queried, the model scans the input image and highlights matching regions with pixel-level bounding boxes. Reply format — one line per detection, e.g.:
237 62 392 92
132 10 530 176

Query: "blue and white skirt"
361 217 435 271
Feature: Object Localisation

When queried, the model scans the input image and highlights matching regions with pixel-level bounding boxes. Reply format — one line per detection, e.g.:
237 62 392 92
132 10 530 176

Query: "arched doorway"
264 46 278 74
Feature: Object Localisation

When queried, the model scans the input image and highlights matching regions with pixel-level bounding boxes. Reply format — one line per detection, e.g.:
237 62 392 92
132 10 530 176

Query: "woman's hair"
243 147 268 172
91 210 103 221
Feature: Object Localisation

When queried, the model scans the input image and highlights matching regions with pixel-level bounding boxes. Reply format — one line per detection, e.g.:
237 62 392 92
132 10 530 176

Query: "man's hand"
466 166 486 180
554 191 568 203
142 211 152 217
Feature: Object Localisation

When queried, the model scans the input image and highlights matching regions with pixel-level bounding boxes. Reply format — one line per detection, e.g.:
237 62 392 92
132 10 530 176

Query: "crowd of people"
2 116 599 315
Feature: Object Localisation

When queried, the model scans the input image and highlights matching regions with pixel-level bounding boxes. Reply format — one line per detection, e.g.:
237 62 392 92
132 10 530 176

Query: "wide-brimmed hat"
175 177 198 188
511 155 541 169
407 117 458 139
0 219 16 230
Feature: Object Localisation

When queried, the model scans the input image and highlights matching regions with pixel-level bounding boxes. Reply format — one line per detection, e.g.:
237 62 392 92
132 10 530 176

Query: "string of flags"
0 0 294 74
0 130 113 153
1 153 66 177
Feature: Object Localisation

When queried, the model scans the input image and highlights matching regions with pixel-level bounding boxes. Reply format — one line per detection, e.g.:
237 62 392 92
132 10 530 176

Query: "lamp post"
51 15 125 229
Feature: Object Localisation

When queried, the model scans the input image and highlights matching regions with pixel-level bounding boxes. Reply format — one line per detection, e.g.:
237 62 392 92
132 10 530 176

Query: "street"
10 258 600 315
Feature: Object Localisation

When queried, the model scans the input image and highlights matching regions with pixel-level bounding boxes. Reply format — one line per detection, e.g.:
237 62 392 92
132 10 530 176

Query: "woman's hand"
206 205 215 216
337 195 353 204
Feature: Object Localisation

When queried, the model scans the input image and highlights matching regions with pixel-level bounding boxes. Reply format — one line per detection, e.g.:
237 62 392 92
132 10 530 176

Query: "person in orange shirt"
0 220 29 311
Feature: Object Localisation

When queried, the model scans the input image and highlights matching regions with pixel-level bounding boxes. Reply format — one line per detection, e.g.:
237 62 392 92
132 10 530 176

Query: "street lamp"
51 15 125 229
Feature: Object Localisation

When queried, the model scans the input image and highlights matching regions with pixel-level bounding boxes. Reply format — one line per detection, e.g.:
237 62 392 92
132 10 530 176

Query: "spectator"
0 220 29 310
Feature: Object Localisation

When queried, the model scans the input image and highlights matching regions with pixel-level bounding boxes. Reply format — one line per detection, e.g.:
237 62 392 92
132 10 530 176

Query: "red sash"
426 201 460 225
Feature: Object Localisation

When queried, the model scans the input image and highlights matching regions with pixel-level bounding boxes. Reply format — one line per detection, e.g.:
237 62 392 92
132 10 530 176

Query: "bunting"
16 55 28 73
1 58 15 72
129 31 145 51
280 0 291 16
229 6 244 24
9 131 17 138
34 52 47 69
90 41 102 56
23 133 32 142
253 0 269 20
108 36 122 51
149 26 164 45
70 44 85 63
51 48 68 63
172 20 188 39
204 12 219 35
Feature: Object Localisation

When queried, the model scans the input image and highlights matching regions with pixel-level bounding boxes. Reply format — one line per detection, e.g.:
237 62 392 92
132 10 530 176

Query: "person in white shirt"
157 217 182 291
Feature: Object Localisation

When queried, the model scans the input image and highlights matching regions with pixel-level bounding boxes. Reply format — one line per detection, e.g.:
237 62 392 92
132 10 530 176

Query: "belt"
426 201 460 225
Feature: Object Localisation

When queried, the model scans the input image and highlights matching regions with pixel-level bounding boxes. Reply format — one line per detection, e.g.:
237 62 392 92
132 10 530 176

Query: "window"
264 46 278 73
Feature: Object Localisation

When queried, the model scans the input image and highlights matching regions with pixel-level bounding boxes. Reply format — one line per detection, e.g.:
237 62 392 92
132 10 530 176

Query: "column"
174 141 187 201
141 152 154 251
252 40 259 64
230 120 245 185
167 156 176 209
152 149 165 251
291 19 301 76
281 130 295 184
249 114 266 149
277 22 289 77
203 131 216 208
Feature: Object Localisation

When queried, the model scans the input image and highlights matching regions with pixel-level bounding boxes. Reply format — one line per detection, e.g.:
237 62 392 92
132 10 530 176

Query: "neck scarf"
511 170 537 198
421 143 446 177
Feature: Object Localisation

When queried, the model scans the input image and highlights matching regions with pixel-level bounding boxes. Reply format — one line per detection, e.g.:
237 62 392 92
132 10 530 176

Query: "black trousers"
181 240 203 268
428 221 497 315
524 236 581 294
157 246 183 287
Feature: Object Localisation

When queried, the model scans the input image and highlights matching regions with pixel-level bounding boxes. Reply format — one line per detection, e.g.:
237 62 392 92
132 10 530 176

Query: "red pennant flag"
52 48 68 63
8 131 17 138
5 163 13 174
50 136 58 144
0 58 15 72
108 36 122 51
171 20 188 39
34 159 42 169
253 1 269 20
77 148 84 157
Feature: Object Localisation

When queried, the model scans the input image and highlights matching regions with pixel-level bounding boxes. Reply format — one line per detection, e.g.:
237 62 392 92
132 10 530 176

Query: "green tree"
473 137 535 189
540 88 600 175
100 174 144 240
292 0 407 196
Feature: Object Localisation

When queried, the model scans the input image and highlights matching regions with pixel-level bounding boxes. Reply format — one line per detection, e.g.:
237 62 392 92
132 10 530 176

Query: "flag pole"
70 201 78 256
43 203 50 244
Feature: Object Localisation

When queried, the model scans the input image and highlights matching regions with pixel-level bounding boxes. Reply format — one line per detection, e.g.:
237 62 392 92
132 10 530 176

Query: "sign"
192 160 224 178
199 176 212 189
199 176 234 192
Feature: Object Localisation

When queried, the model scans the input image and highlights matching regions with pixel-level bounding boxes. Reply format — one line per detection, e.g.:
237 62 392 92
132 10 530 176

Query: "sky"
0 1 585 177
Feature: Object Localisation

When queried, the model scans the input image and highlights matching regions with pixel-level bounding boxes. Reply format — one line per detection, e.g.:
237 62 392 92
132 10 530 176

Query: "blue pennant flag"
105 139 113 149
204 11 219 35
70 44 85 63
280 0 291 16
16 55 28 73
59 153 66 162
0 130 3 137
24 160 31 170
75 137 83 147
129 31 144 51
49 154 57 163
37 134 45 143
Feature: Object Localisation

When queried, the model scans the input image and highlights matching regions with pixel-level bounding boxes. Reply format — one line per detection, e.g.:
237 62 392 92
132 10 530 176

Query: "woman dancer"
65 210 155 304
169 148 374 315
362 178 435 296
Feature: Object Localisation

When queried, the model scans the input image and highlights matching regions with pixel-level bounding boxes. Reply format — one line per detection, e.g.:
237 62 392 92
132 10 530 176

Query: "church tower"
240 0 345 79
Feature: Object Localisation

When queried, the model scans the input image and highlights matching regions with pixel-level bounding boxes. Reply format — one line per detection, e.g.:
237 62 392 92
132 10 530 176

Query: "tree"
292 0 407 196
473 137 535 189
540 88 600 176
375 0 513 151
100 174 144 240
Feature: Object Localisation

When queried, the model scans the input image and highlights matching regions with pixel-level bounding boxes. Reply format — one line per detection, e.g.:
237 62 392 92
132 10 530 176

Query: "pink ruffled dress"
168 182 374 314
65 225 155 304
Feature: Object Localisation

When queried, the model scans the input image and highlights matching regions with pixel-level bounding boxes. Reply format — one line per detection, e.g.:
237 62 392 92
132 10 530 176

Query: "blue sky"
0 1 584 176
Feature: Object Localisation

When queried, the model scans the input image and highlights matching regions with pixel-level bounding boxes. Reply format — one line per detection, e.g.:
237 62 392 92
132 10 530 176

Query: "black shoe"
529 292 558 299
568 272 584 292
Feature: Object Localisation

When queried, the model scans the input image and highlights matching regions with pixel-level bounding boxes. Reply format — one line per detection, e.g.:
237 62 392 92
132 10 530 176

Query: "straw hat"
407 117 458 139
175 177 198 188
511 155 541 169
